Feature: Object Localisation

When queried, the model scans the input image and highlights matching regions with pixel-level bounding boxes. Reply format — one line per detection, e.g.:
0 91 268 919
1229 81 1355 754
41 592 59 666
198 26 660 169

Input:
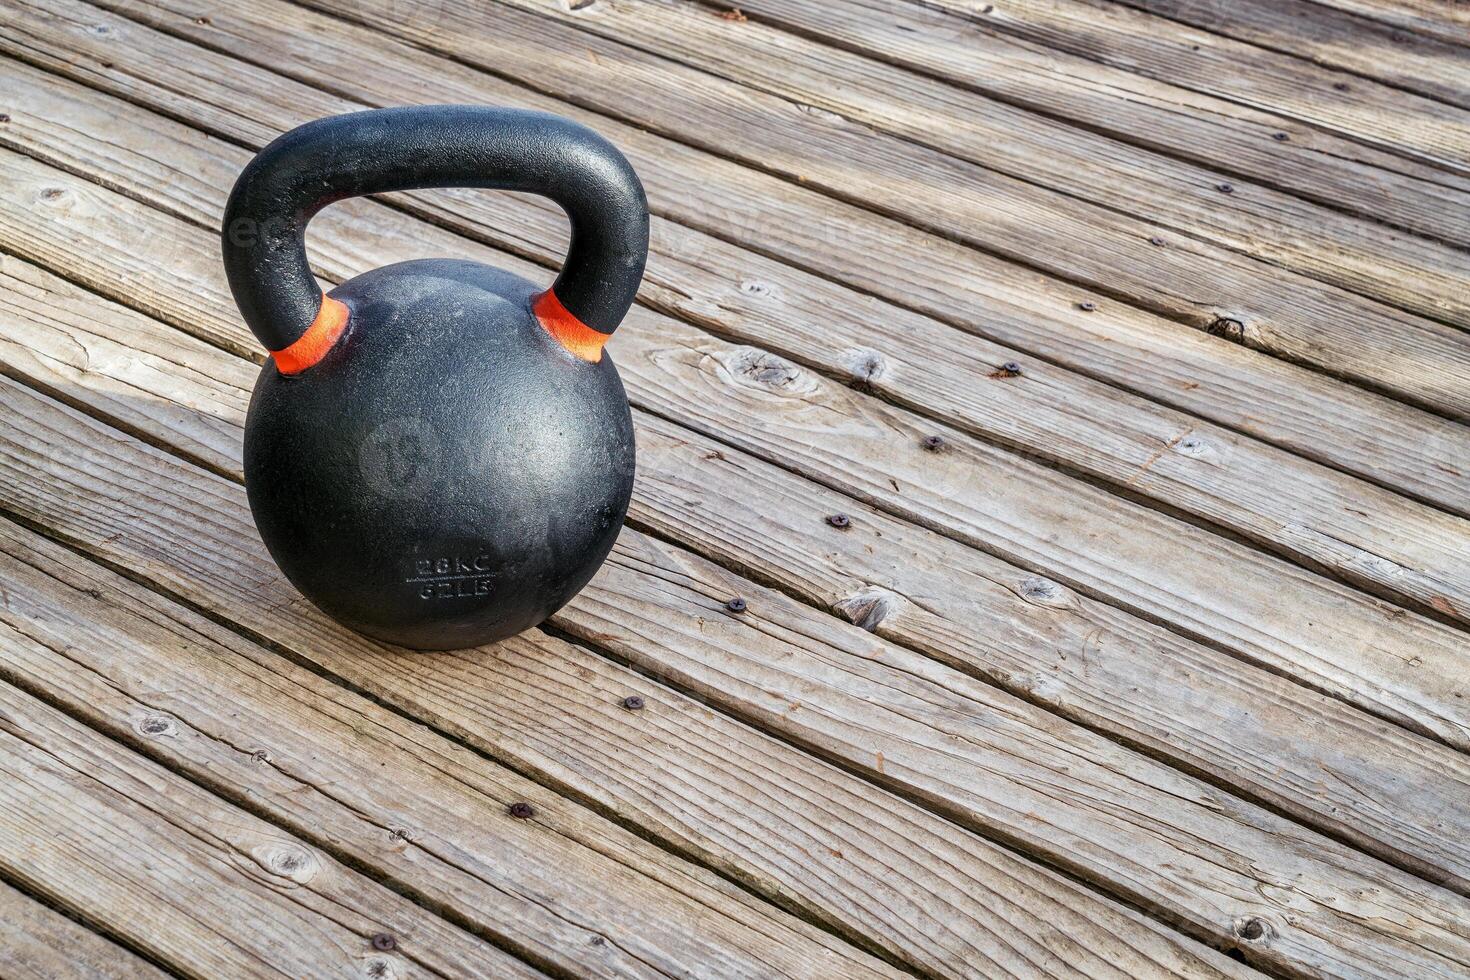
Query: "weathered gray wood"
1 377 1467 979
912 0 1470 172
15 237 1470 902
436 0 1470 335
11 56 1470 634
4 92 1469 756
10 2 1470 521
1303 0 1470 46
283 0 1470 417
0 250 251 477
0 678 548 978
0 880 170 980
739 0 1470 248
1118 0 1470 107
0 515 1247 980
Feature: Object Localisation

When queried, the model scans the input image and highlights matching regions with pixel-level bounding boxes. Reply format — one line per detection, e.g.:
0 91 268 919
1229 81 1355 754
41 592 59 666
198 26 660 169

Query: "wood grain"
1119 0 1470 107
6 22 1470 633
0 676 548 978
12 195 1470 901
464 0 1470 335
19 55 1470 633
9 0 1469 519
0 880 170 980
283 0 1470 419
0 376 1466 978
0 512 1245 980
3 112 1468 759
741 0 1470 248
1302 0 1470 46
912 0 1470 172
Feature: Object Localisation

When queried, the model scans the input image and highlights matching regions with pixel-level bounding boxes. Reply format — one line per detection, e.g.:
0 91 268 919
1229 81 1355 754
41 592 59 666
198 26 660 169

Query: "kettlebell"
222 106 647 650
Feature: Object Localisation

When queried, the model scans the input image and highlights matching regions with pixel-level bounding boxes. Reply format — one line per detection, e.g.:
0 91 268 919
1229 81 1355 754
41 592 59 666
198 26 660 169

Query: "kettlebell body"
223 107 648 650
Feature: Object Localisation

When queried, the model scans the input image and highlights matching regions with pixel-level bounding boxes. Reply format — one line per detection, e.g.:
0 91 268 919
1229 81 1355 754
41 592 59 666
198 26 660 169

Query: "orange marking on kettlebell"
270 296 349 374
534 289 610 363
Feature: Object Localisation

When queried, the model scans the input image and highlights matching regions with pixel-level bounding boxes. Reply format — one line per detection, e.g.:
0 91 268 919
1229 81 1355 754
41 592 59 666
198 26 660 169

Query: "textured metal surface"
244 260 636 649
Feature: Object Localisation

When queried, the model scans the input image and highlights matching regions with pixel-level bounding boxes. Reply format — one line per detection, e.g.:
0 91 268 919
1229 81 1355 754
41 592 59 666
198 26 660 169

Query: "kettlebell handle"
222 105 648 370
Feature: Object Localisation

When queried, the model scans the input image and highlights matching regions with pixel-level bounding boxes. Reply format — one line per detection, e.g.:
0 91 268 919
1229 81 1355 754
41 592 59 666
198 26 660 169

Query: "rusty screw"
826 513 851 529
1077 301 1096 312
371 933 396 951
725 596 748 613
922 435 945 452
507 801 535 819
621 695 645 711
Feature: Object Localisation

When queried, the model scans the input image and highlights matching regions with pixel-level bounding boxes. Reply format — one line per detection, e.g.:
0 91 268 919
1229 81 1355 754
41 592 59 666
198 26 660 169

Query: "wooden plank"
0 130 1464 975
738 0 1470 248
429 0 1470 337
280 0 1470 417
0 880 170 980
911 0 1470 172
0 682 547 978
4 117 1469 769
21 58 1470 635
1 378 1467 979
5 59 1470 650
13 237 1470 901
8 2 1468 522
0 512 1248 980
11 203 1470 905
1119 0 1470 108
1303 0 1470 46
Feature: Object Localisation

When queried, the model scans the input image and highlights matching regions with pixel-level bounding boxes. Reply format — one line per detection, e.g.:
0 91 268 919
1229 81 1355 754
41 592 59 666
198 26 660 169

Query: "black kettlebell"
222 106 647 650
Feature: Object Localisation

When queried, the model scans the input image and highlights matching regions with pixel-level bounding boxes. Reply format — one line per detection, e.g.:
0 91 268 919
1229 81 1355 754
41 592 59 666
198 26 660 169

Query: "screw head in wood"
622 695 646 710
826 513 851 529
726 597 748 613
1216 182 1234 193
508 802 535 819
922 435 945 451
371 933 396 951
1077 301 1096 312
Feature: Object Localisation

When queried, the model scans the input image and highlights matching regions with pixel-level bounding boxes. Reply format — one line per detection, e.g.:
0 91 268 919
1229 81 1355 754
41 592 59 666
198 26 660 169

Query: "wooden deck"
0 0 1467 976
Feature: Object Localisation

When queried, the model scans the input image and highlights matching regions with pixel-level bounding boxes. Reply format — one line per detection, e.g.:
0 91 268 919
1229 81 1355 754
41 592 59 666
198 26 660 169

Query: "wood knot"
1175 435 1209 457
251 840 319 884
841 346 888 391
729 348 802 388
39 187 66 202
1013 576 1074 609
1233 916 1272 943
835 587 905 632
134 714 177 738
1207 317 1246 343
363 957 395 979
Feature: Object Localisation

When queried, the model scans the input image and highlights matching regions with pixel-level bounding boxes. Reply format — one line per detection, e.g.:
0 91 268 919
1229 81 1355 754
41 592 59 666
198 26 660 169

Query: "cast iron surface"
245 260 636 649
223 105 647 347
226 106 647 649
